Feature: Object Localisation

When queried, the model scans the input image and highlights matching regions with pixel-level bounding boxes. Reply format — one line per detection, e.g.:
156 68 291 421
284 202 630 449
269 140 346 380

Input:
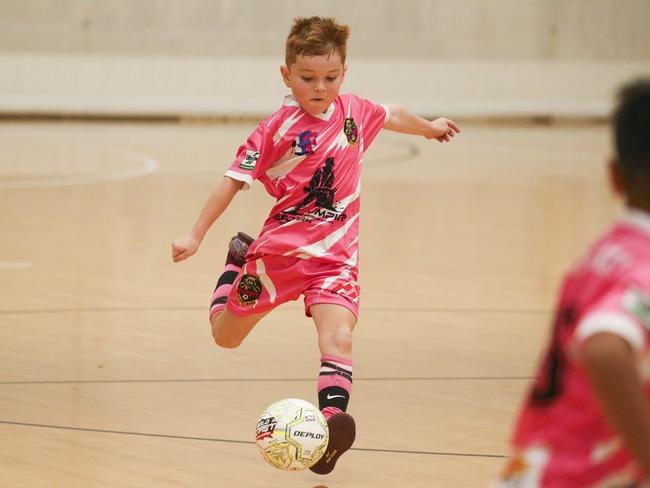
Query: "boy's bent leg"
309 303 357 475
209 232 255 317
310 303 356 359
210 307 270 349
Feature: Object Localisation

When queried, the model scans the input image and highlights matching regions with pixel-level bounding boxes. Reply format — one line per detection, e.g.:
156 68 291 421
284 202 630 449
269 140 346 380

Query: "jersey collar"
620 208 650 236
282 95 336 121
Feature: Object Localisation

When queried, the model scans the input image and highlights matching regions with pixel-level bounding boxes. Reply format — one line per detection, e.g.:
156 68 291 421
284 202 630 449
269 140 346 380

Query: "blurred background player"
492 79 650 486
171 16 460 475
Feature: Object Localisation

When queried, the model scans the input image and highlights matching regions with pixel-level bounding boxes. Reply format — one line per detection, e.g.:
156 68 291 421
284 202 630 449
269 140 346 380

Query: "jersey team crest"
237 274 263 305
343 118 358 145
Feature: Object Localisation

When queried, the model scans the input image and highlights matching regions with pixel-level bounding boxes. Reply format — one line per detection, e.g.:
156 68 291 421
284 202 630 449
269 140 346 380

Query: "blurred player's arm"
383 104 460 142
579 332 650 473
171 176 243 262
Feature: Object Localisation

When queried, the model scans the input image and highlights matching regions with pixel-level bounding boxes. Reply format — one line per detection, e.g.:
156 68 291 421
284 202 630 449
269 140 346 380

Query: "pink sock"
209 264 241 318
317 356 353 419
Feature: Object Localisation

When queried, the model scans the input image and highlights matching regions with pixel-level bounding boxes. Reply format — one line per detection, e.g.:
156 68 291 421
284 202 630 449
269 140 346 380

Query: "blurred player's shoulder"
573 210 650 279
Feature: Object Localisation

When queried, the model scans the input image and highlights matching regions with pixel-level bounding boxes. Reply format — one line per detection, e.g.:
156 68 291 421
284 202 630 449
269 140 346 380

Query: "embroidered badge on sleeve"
623 288 650 329
240 150 260 171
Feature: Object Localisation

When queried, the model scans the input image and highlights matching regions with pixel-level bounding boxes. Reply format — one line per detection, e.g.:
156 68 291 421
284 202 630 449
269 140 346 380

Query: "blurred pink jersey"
499 210 650 487
225 94 389 269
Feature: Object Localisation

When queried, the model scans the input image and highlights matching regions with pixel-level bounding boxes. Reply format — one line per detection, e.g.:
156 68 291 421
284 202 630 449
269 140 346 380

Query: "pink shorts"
225 254 360 319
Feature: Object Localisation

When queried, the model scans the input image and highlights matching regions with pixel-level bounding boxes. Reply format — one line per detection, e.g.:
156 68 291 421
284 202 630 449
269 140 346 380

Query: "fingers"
447 119 461 134
172 242 188 262
433 118 461 142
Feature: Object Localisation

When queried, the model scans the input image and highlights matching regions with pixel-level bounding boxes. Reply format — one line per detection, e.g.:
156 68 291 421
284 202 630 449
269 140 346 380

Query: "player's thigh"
210 307 271 348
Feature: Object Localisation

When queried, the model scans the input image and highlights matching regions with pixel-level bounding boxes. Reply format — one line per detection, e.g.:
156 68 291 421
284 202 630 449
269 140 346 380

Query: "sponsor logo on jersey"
239 149 260 171
292 130 318 156
274 157 347 224
237 274 263 305
343 118 358 145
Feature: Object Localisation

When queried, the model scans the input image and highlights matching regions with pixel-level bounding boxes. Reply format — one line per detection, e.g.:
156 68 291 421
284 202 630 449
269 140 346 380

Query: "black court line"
0 376 534 386
0 305 551 315
0 420 507 459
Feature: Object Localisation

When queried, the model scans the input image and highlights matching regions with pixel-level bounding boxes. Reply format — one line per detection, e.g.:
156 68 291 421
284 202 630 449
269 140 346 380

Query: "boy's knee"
211 327 242 349
327 327 353 356
210 318 242 349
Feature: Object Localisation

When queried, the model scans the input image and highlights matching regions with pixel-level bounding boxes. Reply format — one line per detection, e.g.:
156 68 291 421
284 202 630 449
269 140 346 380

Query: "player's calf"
209 232 254 319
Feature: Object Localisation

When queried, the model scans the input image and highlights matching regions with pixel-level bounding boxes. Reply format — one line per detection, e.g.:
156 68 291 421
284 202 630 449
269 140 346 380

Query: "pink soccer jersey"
500 210 650 487
225 94 389 269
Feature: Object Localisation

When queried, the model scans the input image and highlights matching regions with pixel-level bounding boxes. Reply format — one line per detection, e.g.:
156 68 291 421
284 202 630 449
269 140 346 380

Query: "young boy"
493 80 650 487
172 16 460 474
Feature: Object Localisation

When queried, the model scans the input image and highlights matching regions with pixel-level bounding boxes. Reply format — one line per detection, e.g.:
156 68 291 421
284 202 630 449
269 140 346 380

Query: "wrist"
423 121 435 137
190 229 205 242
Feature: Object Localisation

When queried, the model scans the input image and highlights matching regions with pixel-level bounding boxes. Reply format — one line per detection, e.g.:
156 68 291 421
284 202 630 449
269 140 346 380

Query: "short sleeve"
354 96 390 148
225 122 273 190
575 286 650 351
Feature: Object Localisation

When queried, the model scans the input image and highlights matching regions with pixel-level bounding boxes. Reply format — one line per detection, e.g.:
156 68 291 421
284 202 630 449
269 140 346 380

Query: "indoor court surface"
0 119 618 487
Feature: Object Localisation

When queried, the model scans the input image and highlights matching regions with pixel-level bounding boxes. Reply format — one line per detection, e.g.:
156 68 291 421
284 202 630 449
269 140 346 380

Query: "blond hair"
285 17 350 66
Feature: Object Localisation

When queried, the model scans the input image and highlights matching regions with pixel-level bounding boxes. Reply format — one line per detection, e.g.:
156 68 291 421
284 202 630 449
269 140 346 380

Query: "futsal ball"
255 398 329 471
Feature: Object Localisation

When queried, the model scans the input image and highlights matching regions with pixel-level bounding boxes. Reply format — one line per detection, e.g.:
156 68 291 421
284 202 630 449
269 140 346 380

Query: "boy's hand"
172 235 200 262
426 117 461 142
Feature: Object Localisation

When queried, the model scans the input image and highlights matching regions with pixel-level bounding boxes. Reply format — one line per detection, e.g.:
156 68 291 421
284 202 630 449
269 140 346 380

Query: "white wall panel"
0 0 648 116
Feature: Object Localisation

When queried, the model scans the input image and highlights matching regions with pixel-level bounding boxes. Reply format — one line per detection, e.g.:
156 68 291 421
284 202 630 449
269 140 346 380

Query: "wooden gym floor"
0 119 617 487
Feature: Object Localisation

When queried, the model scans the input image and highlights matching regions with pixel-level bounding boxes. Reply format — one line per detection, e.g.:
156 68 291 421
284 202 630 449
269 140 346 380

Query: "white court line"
0 262 33 269
0 140 159 189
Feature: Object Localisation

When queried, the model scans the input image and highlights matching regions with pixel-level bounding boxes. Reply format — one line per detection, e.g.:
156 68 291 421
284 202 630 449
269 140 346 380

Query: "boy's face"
281 52 346 116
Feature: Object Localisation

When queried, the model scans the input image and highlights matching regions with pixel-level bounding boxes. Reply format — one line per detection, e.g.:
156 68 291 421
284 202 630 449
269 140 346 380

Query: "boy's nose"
315 81 326 92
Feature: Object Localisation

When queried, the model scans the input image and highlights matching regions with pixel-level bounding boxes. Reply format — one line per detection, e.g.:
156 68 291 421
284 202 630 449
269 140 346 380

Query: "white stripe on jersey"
344 250 358 267
284 213 359 259
273 108 304 145
265 149 307 180
320 265 352 291
326 129 351 153
255 258 277 304
335 180 361 210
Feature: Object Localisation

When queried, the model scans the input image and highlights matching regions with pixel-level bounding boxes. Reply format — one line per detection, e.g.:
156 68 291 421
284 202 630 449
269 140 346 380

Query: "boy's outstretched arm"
579 332 650 474
383 104 460 142
172 176 243 262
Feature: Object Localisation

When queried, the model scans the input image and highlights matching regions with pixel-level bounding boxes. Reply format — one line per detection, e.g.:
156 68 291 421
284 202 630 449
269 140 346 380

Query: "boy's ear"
342 64 348 81
280 65 291 87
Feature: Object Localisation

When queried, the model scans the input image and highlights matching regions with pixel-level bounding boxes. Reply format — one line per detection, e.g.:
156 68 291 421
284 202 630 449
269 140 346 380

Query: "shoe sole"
309 413 356 475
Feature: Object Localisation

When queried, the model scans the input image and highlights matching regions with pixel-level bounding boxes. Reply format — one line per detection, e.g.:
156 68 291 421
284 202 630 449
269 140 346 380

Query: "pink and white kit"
212 93 390 319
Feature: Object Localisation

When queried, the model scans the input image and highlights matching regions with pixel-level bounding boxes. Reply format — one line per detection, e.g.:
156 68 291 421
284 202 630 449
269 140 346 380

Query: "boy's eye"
326 77 337 81
301 77 314 82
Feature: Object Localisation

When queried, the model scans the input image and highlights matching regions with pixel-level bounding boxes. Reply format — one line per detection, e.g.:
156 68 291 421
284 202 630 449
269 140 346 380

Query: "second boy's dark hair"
614 79 650 193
